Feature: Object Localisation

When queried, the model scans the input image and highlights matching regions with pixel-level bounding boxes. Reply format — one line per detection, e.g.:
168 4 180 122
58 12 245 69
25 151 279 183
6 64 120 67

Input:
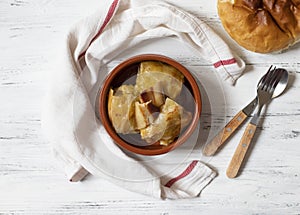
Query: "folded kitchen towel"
42 0 245 199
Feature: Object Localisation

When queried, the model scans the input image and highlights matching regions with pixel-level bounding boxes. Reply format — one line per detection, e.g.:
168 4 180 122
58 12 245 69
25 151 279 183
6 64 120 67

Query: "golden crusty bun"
218 0 300 53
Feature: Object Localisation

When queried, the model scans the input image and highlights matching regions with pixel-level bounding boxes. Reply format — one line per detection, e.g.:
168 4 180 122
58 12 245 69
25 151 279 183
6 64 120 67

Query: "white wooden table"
1 0 300 214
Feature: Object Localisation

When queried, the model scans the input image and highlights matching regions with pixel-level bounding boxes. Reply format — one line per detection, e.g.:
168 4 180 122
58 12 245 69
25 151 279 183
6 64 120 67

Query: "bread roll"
218 0 300 53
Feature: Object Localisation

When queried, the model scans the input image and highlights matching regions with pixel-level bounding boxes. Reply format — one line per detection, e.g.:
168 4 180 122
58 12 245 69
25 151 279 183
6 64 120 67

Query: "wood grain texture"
1 0 300 214
226 123 257 178
203 110 248 156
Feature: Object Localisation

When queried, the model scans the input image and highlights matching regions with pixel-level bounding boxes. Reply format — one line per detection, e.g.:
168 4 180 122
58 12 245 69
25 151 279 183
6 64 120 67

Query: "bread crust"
218 0 300 53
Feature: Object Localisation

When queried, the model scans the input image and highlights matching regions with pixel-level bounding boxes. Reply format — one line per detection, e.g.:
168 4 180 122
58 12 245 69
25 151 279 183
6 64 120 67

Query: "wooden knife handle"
226 123 257 178
203 111 248 156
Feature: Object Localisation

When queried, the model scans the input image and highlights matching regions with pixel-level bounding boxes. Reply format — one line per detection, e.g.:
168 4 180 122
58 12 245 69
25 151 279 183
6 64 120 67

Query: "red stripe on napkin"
213 58 237 68
164 160 198 188
78 0 119 60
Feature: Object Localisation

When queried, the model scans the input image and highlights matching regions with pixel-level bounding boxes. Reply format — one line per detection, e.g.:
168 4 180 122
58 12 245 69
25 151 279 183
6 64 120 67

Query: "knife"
202 97 258 156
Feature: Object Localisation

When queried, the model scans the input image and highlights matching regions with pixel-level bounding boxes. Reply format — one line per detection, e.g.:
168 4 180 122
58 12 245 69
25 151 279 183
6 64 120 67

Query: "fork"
226 68 285 178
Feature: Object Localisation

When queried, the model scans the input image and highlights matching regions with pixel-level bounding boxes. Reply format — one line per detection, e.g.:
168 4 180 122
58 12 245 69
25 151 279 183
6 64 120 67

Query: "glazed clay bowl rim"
98 54 202 156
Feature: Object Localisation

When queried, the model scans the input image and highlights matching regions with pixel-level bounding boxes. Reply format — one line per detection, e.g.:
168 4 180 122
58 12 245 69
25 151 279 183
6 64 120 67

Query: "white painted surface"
0 0 299 214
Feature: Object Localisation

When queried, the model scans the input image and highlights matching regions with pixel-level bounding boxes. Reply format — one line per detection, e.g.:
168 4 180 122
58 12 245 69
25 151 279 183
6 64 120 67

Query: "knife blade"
202 97 258 156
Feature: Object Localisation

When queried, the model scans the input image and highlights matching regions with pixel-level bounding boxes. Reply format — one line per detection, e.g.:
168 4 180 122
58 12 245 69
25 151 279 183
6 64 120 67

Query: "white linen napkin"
42 0 245 199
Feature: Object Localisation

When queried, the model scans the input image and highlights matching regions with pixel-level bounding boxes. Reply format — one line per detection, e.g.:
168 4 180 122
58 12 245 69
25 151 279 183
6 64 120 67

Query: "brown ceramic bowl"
98 54 201 155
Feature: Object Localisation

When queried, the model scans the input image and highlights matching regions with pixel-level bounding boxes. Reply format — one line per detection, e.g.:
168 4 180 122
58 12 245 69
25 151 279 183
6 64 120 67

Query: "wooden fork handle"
203 111 248 156
226 123 257 178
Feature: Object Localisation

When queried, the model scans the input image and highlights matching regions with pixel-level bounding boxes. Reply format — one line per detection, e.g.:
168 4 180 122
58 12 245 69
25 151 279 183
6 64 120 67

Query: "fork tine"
261 68 284 94
266 70 280 91
257 68 269 89
259 65 274 85
269 69 285 92
259 65 276 90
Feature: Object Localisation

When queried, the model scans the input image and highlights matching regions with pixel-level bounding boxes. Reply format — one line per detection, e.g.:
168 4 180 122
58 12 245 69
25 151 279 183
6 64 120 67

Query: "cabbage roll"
140 98 192 145
107 85 137 134
135 61 184 100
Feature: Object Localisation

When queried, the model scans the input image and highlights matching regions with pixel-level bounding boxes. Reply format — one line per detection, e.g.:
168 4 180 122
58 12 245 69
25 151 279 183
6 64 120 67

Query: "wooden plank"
1 0 300 214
